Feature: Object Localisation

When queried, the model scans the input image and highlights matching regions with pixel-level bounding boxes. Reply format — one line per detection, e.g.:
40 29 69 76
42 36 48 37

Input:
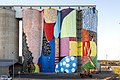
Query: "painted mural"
60 8 77 57
38 8 58 72
22 7 98 73
22 8 43 64
55 56 77 73
81 8 98 71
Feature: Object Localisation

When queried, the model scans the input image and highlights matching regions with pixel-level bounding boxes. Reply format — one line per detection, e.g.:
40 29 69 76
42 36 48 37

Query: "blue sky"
0 0 120 60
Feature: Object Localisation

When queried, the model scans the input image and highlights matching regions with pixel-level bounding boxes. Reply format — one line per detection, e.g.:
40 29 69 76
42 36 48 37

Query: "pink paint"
22 9 43 63
60 37 69 57
82 56 89 65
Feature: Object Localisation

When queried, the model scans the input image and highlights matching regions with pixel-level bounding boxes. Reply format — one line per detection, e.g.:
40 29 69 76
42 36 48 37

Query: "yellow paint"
113 67 120 74
90 41 97 56
77 41 96 56
55 38 59 56
77 41 82 56
88 56 95 68
69 41 77 56
44 8 57 23
34 64 40 73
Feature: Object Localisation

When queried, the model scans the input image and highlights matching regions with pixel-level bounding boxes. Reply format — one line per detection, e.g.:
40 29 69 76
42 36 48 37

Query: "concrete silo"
0 8 19 75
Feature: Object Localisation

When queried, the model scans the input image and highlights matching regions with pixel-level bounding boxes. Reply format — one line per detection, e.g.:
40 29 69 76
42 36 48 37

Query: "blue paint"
55 56 77 73
82 8 98 32
38 39 55 72
54 11 61 38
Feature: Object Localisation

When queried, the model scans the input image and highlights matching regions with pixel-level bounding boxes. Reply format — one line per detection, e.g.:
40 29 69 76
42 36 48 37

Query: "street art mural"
55 56 77 73
38 9 57 72
22 7 98 73
22 8 43 64
60 8 77 57
81 8 98 71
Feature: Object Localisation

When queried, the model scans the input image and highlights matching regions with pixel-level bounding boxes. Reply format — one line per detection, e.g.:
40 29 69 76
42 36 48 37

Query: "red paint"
44 23 54 41
82 41 90 56
69 37 77 41
82 28 91 56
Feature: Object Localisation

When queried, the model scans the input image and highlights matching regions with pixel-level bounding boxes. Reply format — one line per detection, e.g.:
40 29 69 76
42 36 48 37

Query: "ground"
12 71 119 80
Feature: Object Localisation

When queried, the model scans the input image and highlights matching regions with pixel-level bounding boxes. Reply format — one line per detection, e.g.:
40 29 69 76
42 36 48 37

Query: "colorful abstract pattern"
60 8 77 57
55 38 59 65
61 8 74 22
38 39 55 72
38 8 58 72
60 37 78 57
55 56 77 73
44 8 57 23
81 29 97 71
81 56 97 71
54 11 61 65
82 8 98 32
22 8 43 64
22 32 35 73
61 9 76 38
76 10 83 67
42 32 51 56
22 7 98 73
81 8 98 71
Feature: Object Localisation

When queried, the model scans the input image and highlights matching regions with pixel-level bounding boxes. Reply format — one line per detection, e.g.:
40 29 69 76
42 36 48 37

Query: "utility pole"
106 54 108 70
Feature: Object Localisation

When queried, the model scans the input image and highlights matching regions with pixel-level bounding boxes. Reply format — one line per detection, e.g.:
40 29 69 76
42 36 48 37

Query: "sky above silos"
0 0 120 60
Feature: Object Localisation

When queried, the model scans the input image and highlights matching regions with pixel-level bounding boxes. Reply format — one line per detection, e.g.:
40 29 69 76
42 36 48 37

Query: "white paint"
66 58 70 62
71 68 75 72
66 64 70 68
61 68 64 72
63 61 66 65
19 20 22 56
71 57 74 60
72 63 76 67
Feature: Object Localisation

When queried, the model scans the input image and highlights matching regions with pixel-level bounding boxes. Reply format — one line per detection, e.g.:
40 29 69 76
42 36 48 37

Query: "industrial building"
0 7 19 75
0 5 98 76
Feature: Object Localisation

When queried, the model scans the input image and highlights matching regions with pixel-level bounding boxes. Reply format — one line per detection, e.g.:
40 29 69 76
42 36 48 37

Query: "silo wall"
0 8 19 60
0 8 19 75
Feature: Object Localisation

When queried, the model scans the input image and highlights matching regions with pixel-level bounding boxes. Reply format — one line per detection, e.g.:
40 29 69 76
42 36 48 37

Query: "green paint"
81 55 97 71
61 10 76 38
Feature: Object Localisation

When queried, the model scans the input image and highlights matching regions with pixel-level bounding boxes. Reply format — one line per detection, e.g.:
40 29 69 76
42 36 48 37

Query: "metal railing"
0 4 96 9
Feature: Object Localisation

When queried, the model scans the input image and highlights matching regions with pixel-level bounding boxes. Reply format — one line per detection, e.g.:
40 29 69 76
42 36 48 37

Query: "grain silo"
0 8 19 75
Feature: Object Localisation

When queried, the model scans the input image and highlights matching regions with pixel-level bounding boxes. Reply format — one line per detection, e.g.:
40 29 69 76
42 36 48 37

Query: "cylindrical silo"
81 8 98 72
60 8 77 57
0 8 19 60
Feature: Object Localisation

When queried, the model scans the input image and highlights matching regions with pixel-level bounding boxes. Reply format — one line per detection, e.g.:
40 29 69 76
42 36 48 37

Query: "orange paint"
82 28 91 56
